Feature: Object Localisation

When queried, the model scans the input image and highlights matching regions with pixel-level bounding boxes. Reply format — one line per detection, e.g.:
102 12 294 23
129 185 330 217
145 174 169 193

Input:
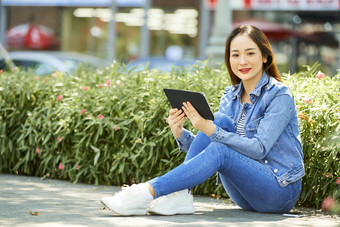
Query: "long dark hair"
225 25 282 85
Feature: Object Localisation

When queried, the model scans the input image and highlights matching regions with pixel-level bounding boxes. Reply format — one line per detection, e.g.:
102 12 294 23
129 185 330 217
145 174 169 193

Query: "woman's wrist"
174 130 183 139
201 121 216 136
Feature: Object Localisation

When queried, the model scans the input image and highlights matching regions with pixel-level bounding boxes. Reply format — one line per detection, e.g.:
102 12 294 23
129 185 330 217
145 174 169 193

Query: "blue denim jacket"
177 71 305 188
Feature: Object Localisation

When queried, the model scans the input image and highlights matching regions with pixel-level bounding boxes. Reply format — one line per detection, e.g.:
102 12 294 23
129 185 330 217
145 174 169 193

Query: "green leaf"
42 133 52 145
90 145 100 153
94 152 100 166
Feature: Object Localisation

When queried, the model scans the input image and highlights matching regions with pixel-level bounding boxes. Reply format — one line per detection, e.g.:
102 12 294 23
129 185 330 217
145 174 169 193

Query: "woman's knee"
206 141 227 151
207 141 235 154
205 142 233 162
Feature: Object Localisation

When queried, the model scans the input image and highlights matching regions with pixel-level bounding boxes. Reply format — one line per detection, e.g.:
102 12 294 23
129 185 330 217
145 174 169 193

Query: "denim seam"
273 143 294 167
278 184 301 213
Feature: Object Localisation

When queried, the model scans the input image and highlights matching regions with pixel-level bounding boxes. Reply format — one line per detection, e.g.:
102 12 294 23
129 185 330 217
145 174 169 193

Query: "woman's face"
229 34 267 86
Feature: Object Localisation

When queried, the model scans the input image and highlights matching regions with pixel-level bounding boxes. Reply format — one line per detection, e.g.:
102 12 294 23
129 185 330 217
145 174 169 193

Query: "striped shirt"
236 108 246 137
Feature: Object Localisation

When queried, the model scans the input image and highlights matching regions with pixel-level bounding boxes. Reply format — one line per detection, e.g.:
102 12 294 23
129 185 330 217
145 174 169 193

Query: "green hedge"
285 64 340 210
0 62 339 210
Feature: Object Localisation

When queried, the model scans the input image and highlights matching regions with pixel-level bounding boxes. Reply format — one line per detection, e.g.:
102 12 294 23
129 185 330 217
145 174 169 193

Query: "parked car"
125 56 200 72
43 51 110 72
0 51 109 75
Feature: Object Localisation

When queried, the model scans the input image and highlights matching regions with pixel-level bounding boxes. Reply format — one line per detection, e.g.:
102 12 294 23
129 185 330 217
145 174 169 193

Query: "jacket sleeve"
213 111 236 133
176 128 195 152
209 92 294 160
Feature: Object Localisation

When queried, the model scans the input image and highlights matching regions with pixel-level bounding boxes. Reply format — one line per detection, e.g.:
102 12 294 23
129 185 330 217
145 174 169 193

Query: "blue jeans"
148 131 301 213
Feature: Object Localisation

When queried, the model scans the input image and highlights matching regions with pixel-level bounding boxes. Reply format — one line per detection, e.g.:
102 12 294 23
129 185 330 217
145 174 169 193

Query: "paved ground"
0 174 339 227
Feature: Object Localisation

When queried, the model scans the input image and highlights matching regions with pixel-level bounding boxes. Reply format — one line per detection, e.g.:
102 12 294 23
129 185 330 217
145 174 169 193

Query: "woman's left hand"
182 101 216 136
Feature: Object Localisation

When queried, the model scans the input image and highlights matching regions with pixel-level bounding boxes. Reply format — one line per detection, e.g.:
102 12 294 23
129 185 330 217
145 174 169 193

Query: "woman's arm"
181 87 295 160
210 93 294 160
166 108 195 152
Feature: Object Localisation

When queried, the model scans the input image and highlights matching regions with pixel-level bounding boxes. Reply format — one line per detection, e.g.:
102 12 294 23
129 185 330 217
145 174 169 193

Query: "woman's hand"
182 102 216 136
166 108 186 139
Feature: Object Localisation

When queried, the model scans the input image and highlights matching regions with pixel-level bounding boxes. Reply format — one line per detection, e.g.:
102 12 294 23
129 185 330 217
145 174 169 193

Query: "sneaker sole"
148 206 195 216
100 200 147 216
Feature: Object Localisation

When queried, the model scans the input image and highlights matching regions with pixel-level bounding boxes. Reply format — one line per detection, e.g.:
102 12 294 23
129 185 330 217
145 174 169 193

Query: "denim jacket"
177 71 305 188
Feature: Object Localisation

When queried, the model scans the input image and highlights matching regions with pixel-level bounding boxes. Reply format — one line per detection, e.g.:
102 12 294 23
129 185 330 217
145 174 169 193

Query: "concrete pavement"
0 174 339 227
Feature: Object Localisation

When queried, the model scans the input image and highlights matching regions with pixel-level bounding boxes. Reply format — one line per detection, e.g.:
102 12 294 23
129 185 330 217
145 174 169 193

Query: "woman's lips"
239 68 251 74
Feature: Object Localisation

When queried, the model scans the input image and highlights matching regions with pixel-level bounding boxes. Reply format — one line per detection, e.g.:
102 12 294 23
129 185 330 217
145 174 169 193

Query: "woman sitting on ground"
101 24 305 216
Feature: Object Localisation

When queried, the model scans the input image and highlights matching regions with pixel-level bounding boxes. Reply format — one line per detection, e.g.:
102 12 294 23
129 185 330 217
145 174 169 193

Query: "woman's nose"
239 55 247 65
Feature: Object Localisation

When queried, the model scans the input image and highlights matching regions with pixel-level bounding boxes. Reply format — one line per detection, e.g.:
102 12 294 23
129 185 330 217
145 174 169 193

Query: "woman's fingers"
167 108 185 125
182 102 190 117
182 101 199 118
169 108 185 118
168 103 201 127
169 108 178 115
167 108 186 139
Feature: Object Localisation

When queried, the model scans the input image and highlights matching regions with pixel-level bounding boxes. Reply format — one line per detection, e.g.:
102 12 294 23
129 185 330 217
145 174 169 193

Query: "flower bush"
0 62 339 210
285 63 340 211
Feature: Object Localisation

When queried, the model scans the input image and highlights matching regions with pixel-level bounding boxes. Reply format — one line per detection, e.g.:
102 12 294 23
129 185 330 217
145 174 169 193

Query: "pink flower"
97 114 104 120
105 80 111 87
58 163 64 170
80 109 86 115
34 76 40 80
56 95 63 102
336 177 340 185
321 196 336 211
0 69 3 74
316 71 325 80
114 125 118 131
42 77 49 83
77 165 80 170
82 86 89 91
52 70 60 77
304 98 312 104
36 148 40 154
98 84 104 88
57 137 62 142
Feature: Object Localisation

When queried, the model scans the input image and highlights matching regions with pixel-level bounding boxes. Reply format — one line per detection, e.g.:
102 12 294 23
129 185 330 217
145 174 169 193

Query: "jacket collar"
231 71 270 102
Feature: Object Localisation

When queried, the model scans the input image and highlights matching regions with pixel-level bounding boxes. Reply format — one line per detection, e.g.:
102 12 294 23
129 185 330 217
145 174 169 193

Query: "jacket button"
264 160 268 164
282 180 287 185
274 169 278 173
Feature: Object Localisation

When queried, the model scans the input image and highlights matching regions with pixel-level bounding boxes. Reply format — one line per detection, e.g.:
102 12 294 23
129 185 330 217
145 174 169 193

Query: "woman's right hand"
166 108 186 139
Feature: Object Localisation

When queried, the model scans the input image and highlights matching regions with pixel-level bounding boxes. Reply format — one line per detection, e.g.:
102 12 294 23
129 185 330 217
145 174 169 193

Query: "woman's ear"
263 56 268 63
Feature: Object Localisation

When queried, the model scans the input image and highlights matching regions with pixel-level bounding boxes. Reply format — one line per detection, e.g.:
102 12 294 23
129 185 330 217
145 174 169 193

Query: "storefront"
1 0 339 73
1 0 202 63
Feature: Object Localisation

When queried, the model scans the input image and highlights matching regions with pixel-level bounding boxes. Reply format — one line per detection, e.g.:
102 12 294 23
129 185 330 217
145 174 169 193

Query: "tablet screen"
163 88 214 120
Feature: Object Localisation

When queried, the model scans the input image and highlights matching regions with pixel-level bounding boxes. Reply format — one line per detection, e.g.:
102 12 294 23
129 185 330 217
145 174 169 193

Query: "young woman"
101 25 305 215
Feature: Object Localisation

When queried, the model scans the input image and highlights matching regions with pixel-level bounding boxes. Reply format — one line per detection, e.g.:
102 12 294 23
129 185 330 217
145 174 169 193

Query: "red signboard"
206 0 218 9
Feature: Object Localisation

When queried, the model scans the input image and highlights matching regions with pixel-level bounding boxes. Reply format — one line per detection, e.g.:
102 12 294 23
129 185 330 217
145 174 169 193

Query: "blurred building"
0 0 202 62
229 0 340 74
0 0 339 74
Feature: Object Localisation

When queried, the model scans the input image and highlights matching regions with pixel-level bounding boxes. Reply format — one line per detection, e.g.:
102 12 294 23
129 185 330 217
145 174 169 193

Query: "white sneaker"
148 190 195 215
100 184 150 216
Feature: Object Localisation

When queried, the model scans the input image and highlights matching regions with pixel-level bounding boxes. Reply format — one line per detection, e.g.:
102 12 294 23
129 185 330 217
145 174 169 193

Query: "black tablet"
163 88 214 120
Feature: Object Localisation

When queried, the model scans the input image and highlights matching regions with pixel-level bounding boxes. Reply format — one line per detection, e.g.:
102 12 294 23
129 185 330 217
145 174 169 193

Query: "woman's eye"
232 54 239 57
248 52 255 56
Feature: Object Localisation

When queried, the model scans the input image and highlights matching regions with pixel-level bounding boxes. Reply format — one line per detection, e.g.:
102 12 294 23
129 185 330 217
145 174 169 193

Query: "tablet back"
163 88 214 120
